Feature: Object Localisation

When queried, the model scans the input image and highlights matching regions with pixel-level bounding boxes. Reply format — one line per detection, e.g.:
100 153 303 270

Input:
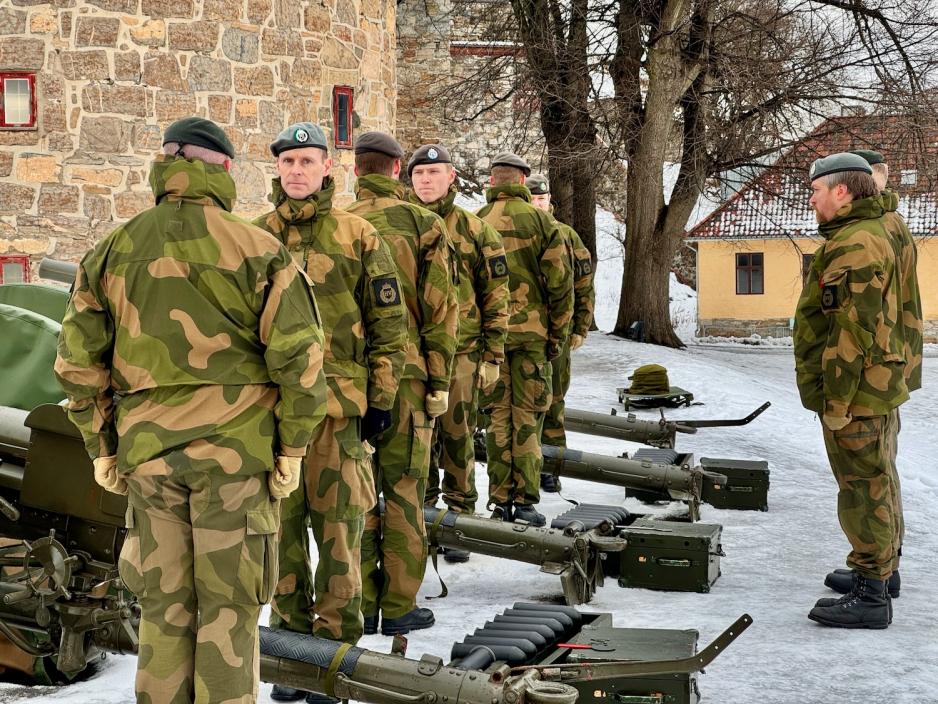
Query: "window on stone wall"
0 73 37 129
0 254 30 284
736 252 764 294
333 86 353 149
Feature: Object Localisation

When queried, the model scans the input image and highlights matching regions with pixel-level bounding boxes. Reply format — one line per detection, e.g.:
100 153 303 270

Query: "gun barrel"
38 258 78 285
564 408 691 448
0 406 30 462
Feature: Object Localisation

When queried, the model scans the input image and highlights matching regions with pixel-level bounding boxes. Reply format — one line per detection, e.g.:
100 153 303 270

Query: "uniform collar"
486 183 531 203
149 154 235 211
818 195 885 239
354 173 408 201
409 185 457 217
271 176 335 224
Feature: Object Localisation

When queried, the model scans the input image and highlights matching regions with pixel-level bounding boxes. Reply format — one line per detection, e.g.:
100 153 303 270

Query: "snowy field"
2 210 936 702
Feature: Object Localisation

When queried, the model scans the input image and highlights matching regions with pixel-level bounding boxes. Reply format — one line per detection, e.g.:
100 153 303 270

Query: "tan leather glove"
93 455 128 496
425 390 449 418
479 361 500 390
570 334 585 351
269 455 303 500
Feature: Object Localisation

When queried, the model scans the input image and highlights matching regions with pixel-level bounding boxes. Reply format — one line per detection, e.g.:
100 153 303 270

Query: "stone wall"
0 0 397 267
697 317 794 339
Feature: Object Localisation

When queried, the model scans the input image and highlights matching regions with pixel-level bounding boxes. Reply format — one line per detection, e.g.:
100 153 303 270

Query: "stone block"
284 98 314 126
129 18 165 46
233 65 273 96
47 131 74 152
114 190 152 219
0 37 45 70
86 0 139 11
260 27 302 57
143 51 186 90
235 99 258 127
202 0 243 21
132 123 162 152
168 20 218 52
289 59 321 94
114 51 142 81
70 165 125 188
75 16 121 47
207 95 232 123
335 0 357 27
322 37 358 69
0 183 36 214
0 7 27 34
59 50 110 81
273 0 299 28
258 100 284 135
15 154 60 183
187 56 231 91
0 152 11 177
28 8 56 33
155 91 196 121
82 85 149 117
246 0 271 24
38 184 80 215
304 4 330 33
83 193 112 221
59 10 71 39
141 0 194 19
222 26 259 63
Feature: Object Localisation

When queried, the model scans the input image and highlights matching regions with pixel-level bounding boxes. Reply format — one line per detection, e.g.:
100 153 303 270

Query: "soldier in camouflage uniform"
253 124 407 702
526 174 595 494
822 150 924 600
346 132 458 635
794 153 909 630
476 154 573 528
54 118 327 702
408 145 510 555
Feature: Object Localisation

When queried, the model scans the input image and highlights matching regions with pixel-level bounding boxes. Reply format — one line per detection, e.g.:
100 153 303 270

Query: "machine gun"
0 403 748 702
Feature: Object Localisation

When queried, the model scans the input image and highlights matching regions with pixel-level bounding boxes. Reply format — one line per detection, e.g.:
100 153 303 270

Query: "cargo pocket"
238 505 279 605
406 410 434 479
333 432 377 519
117 505 145 597
512 355 552 412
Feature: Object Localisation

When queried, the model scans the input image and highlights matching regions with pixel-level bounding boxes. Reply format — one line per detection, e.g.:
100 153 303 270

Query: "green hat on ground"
407 144 452 176
627 364 671 395
270 122 328 157
355 131 404 158
526 173 549 195
809 152 873 181
163 117 235 159
491 152 531 176
849 149 886 166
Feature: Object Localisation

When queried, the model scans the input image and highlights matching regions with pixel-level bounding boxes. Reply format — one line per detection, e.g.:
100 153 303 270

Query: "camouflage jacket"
557 221 595 337
253 177 406 416
476 184 573 350
793 196 908 427
882 189 923 392
347 174 458 392
54 154 326 462
410 186 510 361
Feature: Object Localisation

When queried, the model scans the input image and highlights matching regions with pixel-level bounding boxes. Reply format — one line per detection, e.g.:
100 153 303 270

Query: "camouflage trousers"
270 416 376 644
542 341 571 448
482 347 552 506
362 379 434 619
822 410 902 581
426 350 481 513
119 459 279 704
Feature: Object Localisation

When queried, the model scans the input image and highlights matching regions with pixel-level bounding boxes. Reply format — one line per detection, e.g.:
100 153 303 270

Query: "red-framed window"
0 73 37 129
735 252 764 295
0 254 30 284
333 86 353 149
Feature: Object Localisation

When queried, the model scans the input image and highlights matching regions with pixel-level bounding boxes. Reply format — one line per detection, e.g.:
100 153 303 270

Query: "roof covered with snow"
687 115 938 241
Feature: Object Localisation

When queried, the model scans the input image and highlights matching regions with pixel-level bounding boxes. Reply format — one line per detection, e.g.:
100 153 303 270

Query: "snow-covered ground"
3 207 936 703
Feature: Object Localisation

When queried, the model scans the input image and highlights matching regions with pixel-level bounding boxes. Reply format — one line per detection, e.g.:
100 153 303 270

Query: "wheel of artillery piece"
19 534 73 599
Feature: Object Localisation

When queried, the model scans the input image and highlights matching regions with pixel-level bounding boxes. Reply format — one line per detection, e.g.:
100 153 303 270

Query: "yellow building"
686 116 938 342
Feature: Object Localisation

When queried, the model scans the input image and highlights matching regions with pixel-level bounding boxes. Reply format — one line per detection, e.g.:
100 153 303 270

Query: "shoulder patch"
820 284 838 311
575 256 593 277
372 276 401 308
487 254 509 279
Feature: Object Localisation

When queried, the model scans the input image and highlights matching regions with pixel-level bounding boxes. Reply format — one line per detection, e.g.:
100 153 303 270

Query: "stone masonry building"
0 0 397 268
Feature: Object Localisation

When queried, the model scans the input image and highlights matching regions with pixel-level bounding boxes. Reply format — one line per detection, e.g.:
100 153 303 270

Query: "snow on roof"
686 115 938 241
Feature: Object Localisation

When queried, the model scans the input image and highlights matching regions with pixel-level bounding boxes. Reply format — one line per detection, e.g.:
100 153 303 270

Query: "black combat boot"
808 575 890 629
443 547 471 563
824 568 900 598
490 503 513 521
305 694 339 704
271 685 307 702
362 614 379 635
540 472 562 493
512 503 546 527
381 607 435 635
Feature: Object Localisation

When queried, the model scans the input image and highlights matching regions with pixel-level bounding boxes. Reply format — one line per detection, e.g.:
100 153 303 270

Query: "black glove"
546 342 561 361
361 407 393 442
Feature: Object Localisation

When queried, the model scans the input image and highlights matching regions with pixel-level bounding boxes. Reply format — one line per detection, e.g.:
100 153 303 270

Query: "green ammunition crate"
562 625 700 704
616 519 722 593
699 457 769 511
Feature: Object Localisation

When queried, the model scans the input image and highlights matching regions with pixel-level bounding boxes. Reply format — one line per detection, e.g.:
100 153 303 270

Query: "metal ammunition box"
615 518 723 593
699 457 769 511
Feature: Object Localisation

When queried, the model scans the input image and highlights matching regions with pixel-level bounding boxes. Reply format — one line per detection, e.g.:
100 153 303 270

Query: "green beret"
849 149 886 166
526 173 549 195
491 152 531 176
809 152 873 181
407 144 452 176
270 122 328 157
355 131 403 158
163 117 235 159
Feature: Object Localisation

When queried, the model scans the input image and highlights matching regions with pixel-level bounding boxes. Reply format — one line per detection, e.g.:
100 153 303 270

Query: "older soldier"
476 154 573 528
347 132 458 635
794 152 908 629
526 174 595 494
253 124 407 702
821 149 924 601
408 144 510 563
54 117 327 702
